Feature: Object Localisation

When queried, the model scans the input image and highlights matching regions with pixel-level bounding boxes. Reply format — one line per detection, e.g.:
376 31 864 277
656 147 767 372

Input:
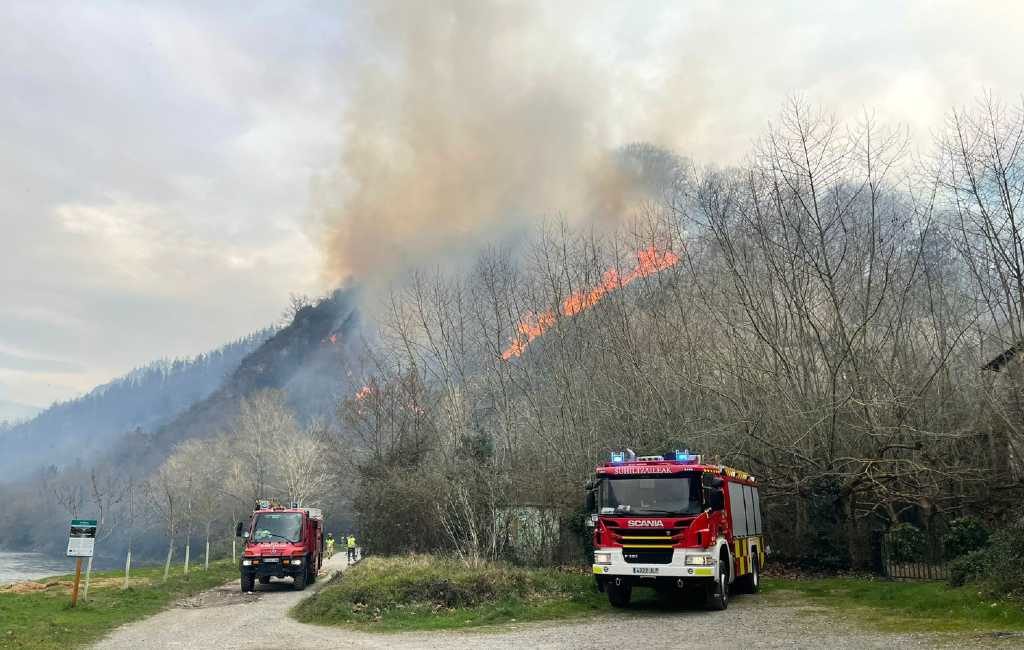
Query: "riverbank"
0 559 237 649
0 552 71 585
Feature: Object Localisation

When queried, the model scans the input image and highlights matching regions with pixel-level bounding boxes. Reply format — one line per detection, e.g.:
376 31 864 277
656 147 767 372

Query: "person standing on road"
325 533 335 559
346 533 357 563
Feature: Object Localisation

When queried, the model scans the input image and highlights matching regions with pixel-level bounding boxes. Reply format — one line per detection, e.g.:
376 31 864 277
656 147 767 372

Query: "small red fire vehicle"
236 499 324 592
586 450 765 610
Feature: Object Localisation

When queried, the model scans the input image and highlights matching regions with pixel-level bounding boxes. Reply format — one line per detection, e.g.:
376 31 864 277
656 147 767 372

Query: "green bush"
889 523 926 563
947 549 988 587
945 524 1024 597
294 554 594 626
942 517 990 560
977 526 1024 598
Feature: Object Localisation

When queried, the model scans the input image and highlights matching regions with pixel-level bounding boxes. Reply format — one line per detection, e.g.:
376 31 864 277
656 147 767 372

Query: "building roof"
983 341 1023 372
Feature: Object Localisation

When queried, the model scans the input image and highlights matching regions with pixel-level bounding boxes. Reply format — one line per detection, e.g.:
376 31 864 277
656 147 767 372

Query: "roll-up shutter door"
729 482 747 536
743 485 757 535
751 487 763 534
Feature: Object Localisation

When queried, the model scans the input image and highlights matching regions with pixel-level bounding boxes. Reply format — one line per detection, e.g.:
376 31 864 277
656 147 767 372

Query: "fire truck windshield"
600 475 702 516
252 513 302 543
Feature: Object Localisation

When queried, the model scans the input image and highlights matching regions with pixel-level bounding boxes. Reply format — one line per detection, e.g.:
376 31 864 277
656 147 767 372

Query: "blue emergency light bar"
609 449 702 464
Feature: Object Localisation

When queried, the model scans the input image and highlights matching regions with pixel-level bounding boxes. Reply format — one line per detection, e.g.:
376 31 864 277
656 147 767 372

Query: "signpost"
66 519 97 608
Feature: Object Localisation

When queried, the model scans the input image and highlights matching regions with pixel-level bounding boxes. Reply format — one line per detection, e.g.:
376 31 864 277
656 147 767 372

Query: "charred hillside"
108 287 365 472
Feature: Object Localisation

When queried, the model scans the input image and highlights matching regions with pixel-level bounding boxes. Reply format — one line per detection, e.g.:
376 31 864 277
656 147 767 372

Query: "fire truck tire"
607 582 632 608
293 563 307 591
258 576 271 585
706 554 729 610
307 562 316 584
736 556 760 594
240 573 255 593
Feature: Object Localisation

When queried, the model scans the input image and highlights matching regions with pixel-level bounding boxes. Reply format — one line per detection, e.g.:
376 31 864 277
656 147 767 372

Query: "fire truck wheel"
607 582 632 608
706 557 729 610
293 564 307 591
258 576 271 585
240 573 255 593
737 556 760 594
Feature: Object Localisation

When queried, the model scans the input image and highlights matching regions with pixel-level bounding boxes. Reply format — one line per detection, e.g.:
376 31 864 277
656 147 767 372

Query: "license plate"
263 557 279 563
632 567 658 575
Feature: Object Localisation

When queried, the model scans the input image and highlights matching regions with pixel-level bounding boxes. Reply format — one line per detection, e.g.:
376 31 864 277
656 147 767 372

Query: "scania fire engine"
236 499 324 592
586 450 765 610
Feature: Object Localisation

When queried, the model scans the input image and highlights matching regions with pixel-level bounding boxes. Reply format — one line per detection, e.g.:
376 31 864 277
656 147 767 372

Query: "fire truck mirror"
235 522 244 538
710 489 725 511
585 490 596 513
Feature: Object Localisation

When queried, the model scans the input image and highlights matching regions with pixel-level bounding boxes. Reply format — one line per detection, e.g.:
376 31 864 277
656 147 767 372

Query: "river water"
0 551 73 585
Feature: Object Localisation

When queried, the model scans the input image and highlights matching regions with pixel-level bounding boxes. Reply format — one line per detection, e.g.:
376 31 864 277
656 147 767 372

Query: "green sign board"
67 519 98 557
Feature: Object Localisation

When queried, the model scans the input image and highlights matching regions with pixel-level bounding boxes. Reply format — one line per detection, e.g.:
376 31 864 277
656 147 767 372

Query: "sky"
2 0 1023 409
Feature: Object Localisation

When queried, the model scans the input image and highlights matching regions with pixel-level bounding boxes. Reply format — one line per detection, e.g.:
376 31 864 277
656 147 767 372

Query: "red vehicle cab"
586 450 765 610
236 499 324 592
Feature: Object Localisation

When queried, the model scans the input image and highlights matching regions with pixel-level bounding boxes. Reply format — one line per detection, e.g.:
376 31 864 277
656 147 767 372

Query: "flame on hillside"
501 245 680 360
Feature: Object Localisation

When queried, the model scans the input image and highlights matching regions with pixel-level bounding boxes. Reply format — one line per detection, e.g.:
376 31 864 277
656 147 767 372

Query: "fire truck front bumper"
592 548 717 588
240 557 305 578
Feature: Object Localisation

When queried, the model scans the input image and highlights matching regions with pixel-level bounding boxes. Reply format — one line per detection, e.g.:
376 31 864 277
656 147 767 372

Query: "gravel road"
94 556 1014 649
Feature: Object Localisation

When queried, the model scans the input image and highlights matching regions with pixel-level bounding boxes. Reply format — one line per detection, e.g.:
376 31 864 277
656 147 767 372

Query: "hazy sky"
2 0 1023 408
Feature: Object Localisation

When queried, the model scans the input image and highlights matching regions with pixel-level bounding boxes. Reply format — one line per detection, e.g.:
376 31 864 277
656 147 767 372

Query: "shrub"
977 526 1024 598
888 523 926 563
294 554 592 625
942 517 990 561
947 549 988 587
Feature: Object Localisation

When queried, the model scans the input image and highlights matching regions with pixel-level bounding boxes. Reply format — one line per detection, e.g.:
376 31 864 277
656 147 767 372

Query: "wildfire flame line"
501 245 680 360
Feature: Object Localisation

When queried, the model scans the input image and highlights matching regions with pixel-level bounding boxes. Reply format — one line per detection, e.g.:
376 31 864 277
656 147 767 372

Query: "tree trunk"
163 539 174 581
231 536 236 564
204 521 211 571
123 548 132 589
184 538 191 576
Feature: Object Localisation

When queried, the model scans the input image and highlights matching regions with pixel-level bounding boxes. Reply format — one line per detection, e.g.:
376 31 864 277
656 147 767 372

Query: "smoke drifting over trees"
342 96 1024 567
319 1 690 284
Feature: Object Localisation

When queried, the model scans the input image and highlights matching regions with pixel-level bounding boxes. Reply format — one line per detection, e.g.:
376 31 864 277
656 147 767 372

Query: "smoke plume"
318 0 658 283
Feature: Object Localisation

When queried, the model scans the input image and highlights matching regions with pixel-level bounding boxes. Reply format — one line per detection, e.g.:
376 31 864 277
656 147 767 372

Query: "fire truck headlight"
242 560 252 566
685 555 714 566
594 552 612 565
291 558 302 565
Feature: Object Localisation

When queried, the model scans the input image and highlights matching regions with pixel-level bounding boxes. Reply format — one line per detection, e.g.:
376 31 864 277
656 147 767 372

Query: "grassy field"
0 560 238 649
293 555 608 631
296 555 1024 635
763 576 1024 634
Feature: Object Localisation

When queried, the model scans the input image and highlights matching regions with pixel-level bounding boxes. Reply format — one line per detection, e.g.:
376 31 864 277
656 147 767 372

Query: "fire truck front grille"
622 549 674 564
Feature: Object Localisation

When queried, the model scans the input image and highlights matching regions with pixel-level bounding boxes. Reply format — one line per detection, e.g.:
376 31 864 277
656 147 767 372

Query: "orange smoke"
501 245 680 360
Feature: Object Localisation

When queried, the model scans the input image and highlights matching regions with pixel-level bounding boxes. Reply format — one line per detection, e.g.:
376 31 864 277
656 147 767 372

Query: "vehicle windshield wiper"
630 508 692 515
257 532 296 543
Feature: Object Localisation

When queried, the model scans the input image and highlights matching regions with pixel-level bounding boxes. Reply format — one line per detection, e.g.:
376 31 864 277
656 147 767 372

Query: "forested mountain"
0 328 276 481
0 288 364 557
105 287 364 473
0 399 41 425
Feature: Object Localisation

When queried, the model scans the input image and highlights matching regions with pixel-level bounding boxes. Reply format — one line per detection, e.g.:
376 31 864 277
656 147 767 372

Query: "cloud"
3 0 1024 407
0 350 83 374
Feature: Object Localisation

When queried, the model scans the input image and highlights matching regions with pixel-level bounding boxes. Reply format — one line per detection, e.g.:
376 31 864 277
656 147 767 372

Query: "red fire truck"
586 450 765 610
236 499 324 592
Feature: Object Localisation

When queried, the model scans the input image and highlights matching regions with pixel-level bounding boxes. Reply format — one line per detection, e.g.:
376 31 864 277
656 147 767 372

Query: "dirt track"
94 556 1010 649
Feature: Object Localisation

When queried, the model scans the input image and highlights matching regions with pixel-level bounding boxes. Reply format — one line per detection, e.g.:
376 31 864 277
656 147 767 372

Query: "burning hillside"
501 245 680 360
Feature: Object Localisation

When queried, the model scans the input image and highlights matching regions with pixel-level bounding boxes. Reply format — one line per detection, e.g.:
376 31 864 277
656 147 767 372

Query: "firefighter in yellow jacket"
346 534 357 563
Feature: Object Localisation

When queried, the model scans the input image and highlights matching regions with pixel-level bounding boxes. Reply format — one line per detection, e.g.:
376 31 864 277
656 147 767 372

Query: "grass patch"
763 577 1024 633
0 560 238 649
293 555 608 631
